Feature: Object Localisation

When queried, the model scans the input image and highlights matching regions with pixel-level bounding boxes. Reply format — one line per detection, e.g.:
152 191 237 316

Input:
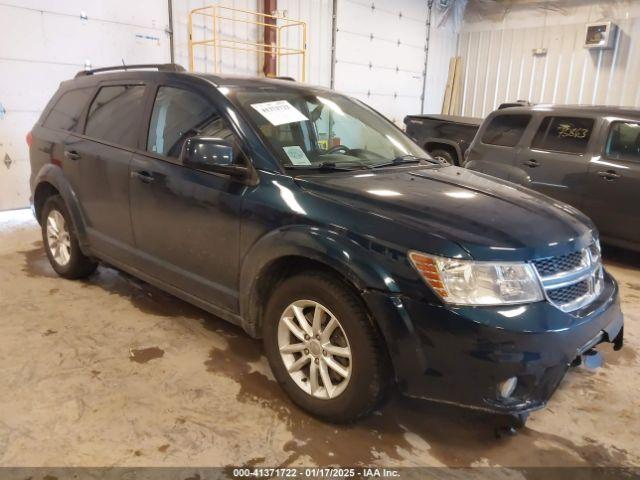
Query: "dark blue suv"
28 64 624 423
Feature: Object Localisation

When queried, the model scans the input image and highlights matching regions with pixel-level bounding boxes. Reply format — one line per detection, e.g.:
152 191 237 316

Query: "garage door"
0 0 170 211
333 0 428 124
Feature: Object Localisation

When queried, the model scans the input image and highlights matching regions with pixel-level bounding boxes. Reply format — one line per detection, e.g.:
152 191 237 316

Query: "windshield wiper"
285 160 373 172
371 154 441 169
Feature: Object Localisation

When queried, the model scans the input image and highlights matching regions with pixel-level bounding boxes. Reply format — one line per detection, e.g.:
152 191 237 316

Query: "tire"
429 148 457 165
262 271 390 422
41 195 97 279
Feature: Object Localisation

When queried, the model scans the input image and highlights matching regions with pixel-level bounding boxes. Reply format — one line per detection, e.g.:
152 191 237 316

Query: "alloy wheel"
46 209 71 266
277 299 352 399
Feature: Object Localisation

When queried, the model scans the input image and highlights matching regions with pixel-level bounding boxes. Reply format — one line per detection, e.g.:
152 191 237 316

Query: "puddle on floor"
129 346 165 364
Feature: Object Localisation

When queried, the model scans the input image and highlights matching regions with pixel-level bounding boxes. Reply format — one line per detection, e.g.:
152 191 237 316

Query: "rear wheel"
41 195 97 279
263 271 389 422
429 148 457 165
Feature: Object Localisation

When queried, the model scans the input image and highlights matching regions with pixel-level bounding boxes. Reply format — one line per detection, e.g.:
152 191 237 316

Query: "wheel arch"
239 225 398 339
424 138 462 165
32 165 90 250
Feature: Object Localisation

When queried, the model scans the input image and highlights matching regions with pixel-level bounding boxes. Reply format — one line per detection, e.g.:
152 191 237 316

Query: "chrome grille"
532 251 584 277
532 242 603 313
547 280 589 305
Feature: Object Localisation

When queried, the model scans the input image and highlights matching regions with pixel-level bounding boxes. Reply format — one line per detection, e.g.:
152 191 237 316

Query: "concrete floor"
0 208 638 468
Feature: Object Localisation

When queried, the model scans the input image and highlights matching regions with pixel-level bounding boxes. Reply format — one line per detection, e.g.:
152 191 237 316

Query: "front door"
584 120 640 247
129 84 244 312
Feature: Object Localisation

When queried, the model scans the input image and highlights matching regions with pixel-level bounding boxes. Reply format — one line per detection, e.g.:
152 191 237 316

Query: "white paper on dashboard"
282 146 311 165
251 100 308 126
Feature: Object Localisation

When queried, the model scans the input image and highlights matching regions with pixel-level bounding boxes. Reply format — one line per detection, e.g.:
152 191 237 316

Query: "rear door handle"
64 150 81 161
597 170 620 181
132 170 155 184
522 159 539 168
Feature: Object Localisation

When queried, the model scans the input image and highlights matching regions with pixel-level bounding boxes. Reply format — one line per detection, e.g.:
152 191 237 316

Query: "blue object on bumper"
363 271 623 414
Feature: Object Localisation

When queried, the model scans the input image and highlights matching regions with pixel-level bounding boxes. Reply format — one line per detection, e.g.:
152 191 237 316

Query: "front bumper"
363 271 623 414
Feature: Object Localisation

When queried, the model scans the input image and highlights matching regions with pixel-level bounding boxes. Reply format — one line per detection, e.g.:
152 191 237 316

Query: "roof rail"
274 76 296 82
75 63 186 78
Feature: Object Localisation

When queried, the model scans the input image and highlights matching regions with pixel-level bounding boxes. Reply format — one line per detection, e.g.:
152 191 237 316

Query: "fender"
239 224 400 336
33 164 91 253
508 168 534 187
465 159 531 186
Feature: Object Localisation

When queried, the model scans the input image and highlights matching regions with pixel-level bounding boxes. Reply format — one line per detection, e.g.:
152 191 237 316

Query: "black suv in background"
465 106 640 252
29 64 623 424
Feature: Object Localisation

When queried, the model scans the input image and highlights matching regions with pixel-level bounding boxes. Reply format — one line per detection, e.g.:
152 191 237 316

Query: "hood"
295 165 595 261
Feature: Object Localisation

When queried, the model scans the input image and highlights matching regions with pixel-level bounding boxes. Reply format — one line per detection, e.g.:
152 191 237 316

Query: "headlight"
408 251 544 306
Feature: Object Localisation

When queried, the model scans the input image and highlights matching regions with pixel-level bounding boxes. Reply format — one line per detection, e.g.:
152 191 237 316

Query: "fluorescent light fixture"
367 189 402 197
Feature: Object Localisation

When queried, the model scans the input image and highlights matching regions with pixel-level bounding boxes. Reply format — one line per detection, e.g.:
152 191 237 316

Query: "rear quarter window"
42 88 94 132
481 114 531 147
531 116 594 154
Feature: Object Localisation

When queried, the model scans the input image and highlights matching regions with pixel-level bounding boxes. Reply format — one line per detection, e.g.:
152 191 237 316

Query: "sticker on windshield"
283 146 311 165
251 100 308 126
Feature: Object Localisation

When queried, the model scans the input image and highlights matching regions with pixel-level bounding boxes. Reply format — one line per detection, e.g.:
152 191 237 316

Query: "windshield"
232 89 430 170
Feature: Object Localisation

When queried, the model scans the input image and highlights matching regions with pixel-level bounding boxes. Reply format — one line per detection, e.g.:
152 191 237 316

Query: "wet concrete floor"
0 209 638 468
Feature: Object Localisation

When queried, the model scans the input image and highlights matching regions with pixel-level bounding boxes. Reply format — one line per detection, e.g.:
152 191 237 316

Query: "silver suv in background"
465 106 640 252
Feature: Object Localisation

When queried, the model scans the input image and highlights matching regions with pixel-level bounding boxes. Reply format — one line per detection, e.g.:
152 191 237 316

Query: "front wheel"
263 271 390 422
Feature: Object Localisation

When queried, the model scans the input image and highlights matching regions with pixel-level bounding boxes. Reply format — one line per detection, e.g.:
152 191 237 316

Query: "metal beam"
262 0 278 77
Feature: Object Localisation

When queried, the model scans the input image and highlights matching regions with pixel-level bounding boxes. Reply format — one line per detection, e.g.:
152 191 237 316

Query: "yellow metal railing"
188 5 307 81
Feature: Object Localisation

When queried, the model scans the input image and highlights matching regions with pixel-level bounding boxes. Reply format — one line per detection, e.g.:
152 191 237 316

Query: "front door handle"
522 159 539 168
132 170 155 184
64 150 81 161
597 170 620 181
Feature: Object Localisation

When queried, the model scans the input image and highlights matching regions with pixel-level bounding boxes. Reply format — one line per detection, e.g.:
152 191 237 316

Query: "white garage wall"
457 0 640 118
171 0 260 76
423 2 460 115
170 0 332 85
333 0 428 125
276 0 333 86
0 0 452 209
0 0 170 210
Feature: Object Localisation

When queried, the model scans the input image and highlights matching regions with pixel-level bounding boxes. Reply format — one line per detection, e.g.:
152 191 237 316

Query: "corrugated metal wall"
275 0 332 86
457 1 640 118
0 0 170 210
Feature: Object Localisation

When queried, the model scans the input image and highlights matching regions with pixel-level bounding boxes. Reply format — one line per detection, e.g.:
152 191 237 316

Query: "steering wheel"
326 144 350 154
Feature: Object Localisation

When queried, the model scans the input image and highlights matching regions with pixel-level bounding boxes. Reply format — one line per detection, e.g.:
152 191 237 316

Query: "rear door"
515 115 594 209
66 82 147 261
465 113 532 179
128 82 244 312
584 119 640 247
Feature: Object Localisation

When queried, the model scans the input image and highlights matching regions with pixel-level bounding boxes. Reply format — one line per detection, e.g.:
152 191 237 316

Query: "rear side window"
605 121 640 162
42 88 93 131
531 116 594 154
147 86 233 158
85 85 146 148
481 114 531 147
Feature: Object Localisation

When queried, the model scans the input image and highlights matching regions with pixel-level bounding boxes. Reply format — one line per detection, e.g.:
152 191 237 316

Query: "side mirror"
181 136 249 178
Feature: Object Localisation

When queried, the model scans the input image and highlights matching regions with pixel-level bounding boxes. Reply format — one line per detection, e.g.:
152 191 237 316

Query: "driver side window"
147 86 235 159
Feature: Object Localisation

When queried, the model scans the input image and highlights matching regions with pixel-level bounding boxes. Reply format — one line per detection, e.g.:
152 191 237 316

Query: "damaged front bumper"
364 271 623 415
